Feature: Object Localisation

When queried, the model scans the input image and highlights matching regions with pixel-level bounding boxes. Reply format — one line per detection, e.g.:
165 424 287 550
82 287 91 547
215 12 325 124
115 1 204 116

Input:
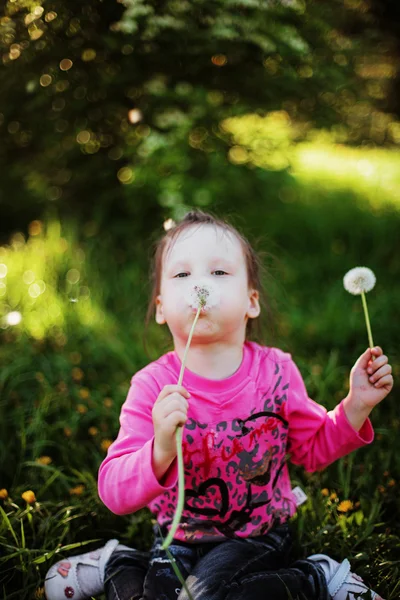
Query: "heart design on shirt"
185 477 229 517
57 561 71 578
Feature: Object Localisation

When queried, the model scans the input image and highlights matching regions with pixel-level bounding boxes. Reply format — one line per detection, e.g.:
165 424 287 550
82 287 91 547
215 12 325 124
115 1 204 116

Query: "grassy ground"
1 143 400 599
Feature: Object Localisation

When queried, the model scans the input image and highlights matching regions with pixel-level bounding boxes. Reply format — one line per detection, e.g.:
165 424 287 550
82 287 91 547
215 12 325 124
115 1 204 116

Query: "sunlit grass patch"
292 143 400 211
0 220 113 342
222 111 400 211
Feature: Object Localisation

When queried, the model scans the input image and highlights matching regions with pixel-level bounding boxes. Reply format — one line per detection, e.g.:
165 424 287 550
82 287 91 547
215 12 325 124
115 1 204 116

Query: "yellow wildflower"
57 381 68 393
72 367 84 381
321 488 329 497
22 490 36 504
101 439 113 452
0 489 8 499
103 397 113 408
64 426 72 437
337 500 353 513
388 479 396 487
329 492 338 501
34 586 45 599
88 426 99 436
79 387 90 399
69 485 85 495
36 456 52 465
378 485 385 494
76 404 87 414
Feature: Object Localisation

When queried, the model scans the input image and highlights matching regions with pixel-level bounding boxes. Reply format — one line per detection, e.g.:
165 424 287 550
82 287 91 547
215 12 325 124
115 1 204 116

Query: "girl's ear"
247 289 260 319
155 294 166 324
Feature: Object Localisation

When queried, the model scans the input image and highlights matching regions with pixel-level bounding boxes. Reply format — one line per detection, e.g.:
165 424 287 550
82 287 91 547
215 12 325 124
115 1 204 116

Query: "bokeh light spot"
76 130 91 144
5 311 22 326
211 54 227 66
40 74 52 87
60 59 73 71
81 49 97 62
128 109 143 124
45 12 57 22
228 145 249 165
29 28 44 41
29 220 43 236
163 218 175 231
29 283 41 298
37 280 46 294
9 45 21 60
117 167 134 184
67 269 80 284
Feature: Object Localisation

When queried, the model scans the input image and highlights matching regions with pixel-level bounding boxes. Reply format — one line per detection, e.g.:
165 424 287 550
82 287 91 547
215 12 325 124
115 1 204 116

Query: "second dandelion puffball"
343 267 376 295
343 266 376 350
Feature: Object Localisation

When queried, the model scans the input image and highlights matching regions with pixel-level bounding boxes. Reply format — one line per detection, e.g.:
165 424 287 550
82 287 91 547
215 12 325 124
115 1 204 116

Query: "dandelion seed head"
184 278 220 311
343 267 376 295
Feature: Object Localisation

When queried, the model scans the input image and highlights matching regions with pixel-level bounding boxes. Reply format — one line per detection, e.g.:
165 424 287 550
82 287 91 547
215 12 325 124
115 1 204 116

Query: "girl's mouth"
191 306 207 314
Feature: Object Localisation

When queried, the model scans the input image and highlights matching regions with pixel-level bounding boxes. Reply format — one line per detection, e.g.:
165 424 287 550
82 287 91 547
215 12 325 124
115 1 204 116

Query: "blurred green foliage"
1 0 400 236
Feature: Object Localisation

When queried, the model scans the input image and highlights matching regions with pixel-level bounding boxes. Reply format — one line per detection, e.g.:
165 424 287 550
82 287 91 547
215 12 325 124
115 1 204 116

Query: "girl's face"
155 225 260 345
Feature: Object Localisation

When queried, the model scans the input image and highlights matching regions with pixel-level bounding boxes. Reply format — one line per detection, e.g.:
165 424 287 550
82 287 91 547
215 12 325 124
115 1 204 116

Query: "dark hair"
143 209 277 357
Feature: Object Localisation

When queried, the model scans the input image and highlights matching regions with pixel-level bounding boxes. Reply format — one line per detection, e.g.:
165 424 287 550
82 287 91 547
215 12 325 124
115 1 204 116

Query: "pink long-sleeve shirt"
98 341 374 542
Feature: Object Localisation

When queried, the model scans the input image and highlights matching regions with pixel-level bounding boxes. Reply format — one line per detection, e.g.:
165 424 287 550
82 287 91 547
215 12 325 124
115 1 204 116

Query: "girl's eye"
174 270 227 278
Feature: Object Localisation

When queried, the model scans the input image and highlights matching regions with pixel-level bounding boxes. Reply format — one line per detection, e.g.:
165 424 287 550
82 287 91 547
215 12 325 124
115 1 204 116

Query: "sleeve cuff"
148 437 179 491
336 400 374 445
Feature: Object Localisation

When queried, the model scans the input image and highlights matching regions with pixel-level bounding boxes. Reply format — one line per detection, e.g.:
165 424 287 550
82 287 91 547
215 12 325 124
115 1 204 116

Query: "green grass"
1 141 400 598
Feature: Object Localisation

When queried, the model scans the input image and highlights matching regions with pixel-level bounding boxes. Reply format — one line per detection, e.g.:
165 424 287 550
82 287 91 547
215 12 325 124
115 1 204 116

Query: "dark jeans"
104 522 330 600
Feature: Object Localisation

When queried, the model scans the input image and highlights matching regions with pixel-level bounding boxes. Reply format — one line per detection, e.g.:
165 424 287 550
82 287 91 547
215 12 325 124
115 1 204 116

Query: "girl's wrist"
342 394 372 432
152 440 177 483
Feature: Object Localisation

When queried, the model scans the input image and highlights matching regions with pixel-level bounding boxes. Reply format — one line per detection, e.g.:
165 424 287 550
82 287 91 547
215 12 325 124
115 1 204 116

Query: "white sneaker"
45 539 119 600
308 553 384 600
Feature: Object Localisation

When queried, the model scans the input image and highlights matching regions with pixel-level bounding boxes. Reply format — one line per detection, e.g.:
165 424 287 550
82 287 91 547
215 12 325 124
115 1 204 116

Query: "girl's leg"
104 538 199 600
142 538 200 600
104 546 150 600
177 524 330 600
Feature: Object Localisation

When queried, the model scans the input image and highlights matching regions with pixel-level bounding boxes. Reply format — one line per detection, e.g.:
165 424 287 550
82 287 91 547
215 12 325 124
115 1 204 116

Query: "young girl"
45 210 393 600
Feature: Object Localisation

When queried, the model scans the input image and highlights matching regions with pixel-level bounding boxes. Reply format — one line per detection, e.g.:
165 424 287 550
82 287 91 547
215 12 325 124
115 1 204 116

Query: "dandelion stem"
361 291 374 350
162 304 203 550
157 524 195 600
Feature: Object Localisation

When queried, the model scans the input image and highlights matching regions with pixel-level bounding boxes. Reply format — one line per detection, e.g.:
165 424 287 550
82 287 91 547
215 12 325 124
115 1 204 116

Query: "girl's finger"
165 411 188 427
156 388 190 405
367 355 388 373
374 374 393 388
369 364 391 382
157 398 188 416
370 346 383 357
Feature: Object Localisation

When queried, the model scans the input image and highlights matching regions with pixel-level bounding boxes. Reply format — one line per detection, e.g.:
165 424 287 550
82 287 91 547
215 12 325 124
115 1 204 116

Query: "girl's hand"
348 346 393 410
152 384 191 460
